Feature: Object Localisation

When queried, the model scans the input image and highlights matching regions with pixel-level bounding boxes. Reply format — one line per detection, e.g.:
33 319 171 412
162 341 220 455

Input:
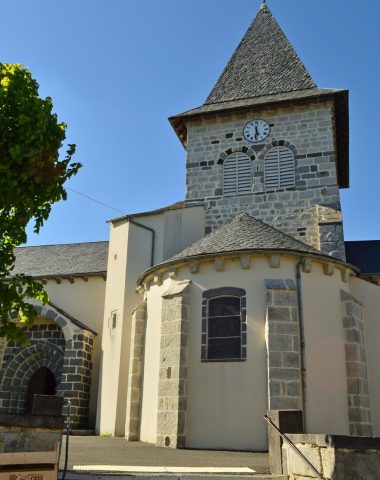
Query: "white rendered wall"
45 277 105 334
139 285 163 443
140 255 358 450
97 220 132 435
186 258 301 451
98 205 205 436
301 263 350 435
350 276 380 436
142 256 297 451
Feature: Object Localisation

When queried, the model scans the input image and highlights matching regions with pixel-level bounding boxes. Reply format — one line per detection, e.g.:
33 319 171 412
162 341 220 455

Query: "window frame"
201 287 247 362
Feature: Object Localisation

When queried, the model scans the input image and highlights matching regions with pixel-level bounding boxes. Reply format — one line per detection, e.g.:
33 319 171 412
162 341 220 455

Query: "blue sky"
1 0 379 245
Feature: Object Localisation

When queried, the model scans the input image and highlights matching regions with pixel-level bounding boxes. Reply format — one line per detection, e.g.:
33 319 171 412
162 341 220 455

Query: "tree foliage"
0 64 81 345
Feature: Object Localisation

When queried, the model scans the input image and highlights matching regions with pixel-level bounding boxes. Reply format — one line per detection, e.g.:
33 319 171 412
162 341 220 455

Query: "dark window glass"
208 316 241 337
209 297 240 317
208 338 242 360
207 296 242 360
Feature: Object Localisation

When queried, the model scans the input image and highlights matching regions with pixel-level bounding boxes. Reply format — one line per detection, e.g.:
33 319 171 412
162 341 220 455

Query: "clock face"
243 119 270 143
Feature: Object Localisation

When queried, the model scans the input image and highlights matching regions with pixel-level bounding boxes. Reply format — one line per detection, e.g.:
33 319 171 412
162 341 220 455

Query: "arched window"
201 287 247 361
223 153 252 195
264 146 295 190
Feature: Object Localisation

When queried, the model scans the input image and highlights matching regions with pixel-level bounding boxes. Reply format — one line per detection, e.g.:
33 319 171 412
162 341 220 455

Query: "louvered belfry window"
264 146 295 190
223 153 252 195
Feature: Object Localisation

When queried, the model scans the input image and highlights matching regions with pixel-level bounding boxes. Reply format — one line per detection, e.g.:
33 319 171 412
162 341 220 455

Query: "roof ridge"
345 240 380 244
205 2 316 104
16 240 109 249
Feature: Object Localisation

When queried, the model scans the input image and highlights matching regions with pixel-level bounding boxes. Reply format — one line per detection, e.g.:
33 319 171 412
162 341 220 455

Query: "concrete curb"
59 472 286 480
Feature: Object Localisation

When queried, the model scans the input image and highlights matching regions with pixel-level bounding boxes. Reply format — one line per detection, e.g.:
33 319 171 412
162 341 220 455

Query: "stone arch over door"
1 342 64 415
25 366 57 413
0 304 96 428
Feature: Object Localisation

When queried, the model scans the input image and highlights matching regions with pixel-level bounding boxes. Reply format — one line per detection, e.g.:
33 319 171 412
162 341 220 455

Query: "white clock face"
243 119 270 143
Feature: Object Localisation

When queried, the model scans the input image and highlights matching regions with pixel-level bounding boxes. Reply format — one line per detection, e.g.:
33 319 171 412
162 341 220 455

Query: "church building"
3 1 380 451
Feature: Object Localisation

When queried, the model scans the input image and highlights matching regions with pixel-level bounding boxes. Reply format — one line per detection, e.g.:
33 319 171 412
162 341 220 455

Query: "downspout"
128 217 156 267
296 259 307 432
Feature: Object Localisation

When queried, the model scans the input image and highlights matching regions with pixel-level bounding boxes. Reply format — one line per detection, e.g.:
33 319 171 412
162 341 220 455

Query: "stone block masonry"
265 279 302 411
157 281 190 448
125 301 146 441
57 330 95 428
0 323 65 414
283 434 380 480
340 291 372 436
0 309 95 429
184 100 345 260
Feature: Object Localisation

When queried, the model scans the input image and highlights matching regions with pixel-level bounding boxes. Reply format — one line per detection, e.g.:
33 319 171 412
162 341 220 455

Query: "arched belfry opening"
25 367 57 414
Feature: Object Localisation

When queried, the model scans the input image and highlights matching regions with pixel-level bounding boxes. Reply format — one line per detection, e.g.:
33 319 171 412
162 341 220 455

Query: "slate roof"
345 241 380 275
11 241 109 278
205 1 316 104
167 213 321 260
139 213 338 282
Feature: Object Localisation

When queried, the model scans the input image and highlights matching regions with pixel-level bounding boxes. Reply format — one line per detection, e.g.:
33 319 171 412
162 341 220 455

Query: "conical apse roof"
205 1 316 104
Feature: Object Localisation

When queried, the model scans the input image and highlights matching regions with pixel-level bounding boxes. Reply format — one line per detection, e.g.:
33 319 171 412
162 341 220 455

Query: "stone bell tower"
170 1 349 260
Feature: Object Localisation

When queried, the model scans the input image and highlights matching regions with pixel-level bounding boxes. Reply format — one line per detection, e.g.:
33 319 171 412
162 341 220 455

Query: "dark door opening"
25 367 57 414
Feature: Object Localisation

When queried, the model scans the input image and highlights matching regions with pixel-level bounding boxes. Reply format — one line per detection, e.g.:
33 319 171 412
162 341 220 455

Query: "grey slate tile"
12 241 109 278
162 213 323 264
205 2 316 104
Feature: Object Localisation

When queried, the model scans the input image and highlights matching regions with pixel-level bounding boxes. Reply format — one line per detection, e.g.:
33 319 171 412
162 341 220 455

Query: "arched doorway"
25 367 57 414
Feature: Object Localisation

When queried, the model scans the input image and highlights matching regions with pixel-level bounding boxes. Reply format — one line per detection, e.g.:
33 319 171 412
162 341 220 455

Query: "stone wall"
0 323 65 414
57 330 94 428
283 434 380 480
184 99 345 259
156 281 190 448
265 279 302 410
0 413 64 453
341 290 372 436
125 301 146 441
0 307 95 429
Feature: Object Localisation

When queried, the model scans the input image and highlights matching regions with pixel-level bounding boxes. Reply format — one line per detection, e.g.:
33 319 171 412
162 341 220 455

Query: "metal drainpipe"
128 216 156 267
296 259 307 432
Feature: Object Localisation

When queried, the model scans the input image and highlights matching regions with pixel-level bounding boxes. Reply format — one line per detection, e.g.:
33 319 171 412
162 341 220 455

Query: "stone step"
69 429 96 436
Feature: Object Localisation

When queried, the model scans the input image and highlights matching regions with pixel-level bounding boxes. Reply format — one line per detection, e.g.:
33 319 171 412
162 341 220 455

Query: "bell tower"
170 1 349 260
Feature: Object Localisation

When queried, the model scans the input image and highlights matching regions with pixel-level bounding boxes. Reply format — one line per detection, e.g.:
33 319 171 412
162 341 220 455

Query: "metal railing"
264 415 325 480
61 400 72 480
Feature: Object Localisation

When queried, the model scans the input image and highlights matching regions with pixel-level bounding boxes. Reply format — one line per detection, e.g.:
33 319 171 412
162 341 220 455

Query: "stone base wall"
266 279 302 411
283 434 380 480
0 413 64 453
341 291 372 436
156 281 190 448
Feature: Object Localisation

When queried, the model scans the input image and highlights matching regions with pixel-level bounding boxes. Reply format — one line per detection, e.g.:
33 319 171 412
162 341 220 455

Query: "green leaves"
0 63 81 343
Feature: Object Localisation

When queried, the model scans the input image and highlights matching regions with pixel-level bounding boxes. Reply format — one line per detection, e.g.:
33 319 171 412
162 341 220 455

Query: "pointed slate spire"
205 2 316 104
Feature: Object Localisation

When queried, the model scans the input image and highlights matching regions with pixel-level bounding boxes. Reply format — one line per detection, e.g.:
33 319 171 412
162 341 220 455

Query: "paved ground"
59 436 270 475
